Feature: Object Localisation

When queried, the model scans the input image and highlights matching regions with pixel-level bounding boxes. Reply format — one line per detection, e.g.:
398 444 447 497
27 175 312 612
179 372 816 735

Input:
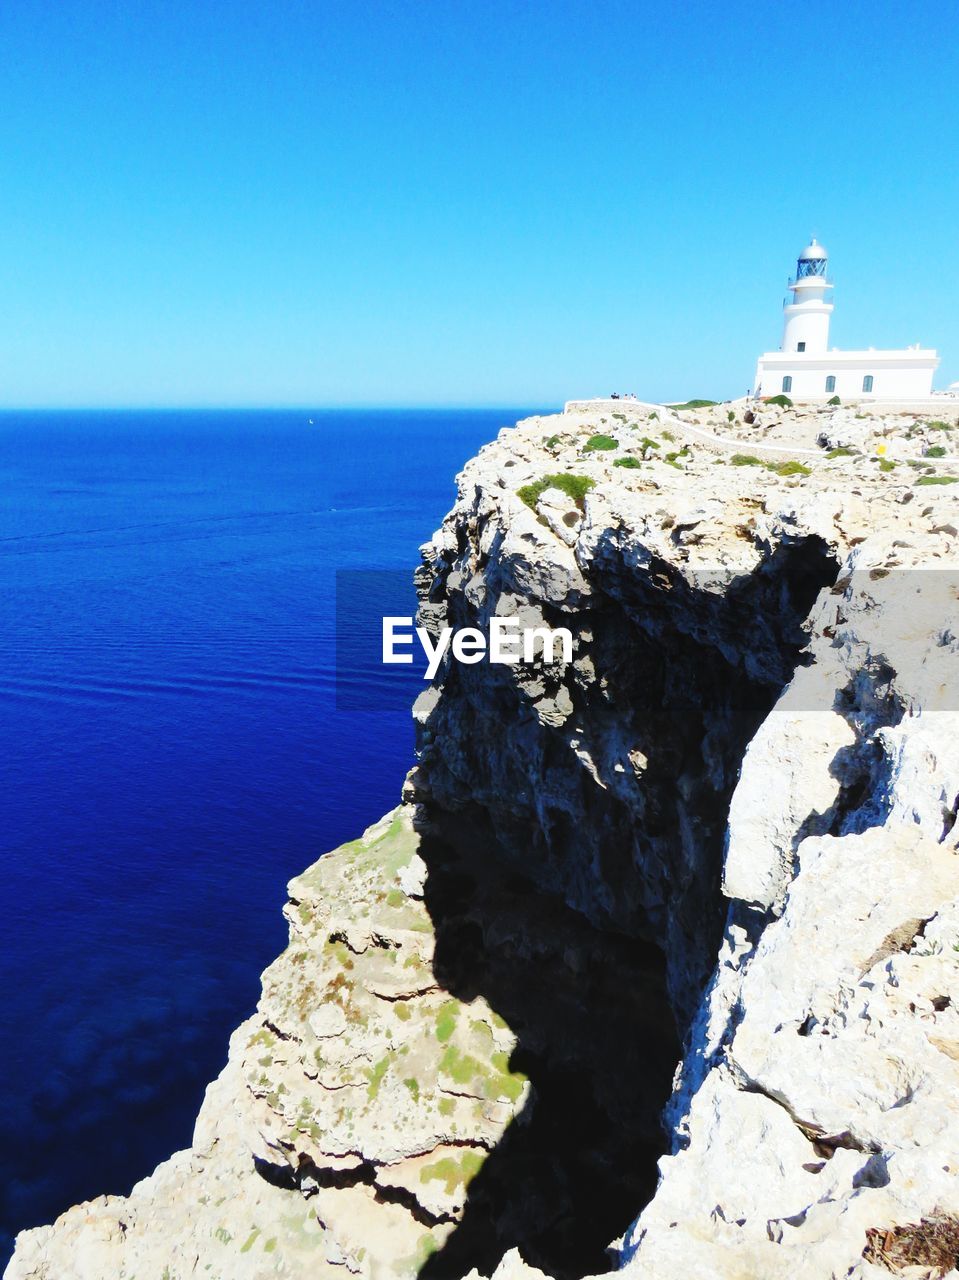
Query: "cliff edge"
9 401 959 1280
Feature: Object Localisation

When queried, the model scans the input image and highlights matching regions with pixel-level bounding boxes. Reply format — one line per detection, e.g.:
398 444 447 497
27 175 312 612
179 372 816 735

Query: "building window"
825 376 836 393
862 375 874 393
782 376 792 393
797 342 806 352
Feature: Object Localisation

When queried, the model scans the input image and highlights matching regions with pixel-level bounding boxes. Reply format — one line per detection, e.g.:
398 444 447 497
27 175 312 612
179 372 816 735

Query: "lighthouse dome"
799 238 828 261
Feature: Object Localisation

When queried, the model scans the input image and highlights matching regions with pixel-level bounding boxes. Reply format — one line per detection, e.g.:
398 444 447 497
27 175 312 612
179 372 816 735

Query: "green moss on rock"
435 1000 461 1043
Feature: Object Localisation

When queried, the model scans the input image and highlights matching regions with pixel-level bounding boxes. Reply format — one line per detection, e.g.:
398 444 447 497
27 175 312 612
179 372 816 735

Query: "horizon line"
0 401 566 413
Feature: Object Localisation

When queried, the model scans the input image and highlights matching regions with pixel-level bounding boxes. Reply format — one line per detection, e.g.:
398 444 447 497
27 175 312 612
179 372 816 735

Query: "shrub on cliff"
728 453 810 476
668 399 718 409
583 433 618 452
770 459 811 476
613 456 642 469
662 448 691 470
764 394 793 408
517 473 596 511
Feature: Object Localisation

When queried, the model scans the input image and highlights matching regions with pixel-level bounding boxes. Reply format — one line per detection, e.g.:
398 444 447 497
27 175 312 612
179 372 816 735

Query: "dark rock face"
412 517 837 1030
416 816 678 1278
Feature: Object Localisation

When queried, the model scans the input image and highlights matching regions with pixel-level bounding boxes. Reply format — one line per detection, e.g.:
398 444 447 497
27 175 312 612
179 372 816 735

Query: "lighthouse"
781 239 833 354
753 238 940 403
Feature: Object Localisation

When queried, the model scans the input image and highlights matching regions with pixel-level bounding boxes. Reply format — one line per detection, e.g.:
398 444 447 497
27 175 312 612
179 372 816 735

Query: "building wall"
754 351 938 402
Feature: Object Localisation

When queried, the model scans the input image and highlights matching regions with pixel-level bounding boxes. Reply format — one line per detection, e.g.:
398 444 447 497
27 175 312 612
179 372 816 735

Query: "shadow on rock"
416 810 679 1280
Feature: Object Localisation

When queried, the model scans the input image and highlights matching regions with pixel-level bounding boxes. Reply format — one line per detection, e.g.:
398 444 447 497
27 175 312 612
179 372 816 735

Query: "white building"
753 240 939 402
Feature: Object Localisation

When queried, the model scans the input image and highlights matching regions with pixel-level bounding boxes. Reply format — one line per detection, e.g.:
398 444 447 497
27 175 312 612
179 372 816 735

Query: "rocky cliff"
9 400 959 1280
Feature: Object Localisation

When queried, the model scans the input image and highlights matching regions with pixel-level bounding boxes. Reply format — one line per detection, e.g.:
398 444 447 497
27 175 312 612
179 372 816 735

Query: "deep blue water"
0 408 542 1264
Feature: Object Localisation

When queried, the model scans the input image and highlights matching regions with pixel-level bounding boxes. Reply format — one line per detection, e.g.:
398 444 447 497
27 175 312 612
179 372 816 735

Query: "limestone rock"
7 809 528 1280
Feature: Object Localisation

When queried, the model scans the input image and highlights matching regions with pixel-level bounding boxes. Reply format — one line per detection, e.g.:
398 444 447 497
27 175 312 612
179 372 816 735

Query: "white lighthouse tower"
753 237 940 402
781 239 833 354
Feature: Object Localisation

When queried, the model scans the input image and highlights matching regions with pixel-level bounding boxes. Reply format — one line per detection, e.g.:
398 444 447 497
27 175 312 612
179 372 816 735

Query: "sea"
0 408 544 1266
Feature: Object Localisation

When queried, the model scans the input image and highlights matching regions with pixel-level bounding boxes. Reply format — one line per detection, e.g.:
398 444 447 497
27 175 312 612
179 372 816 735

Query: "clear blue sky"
1 0 956 407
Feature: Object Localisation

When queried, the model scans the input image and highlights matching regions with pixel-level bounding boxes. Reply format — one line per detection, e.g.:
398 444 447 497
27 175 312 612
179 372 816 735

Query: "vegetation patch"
613 456 642 469
366 1051 395 1099
439 1044 484 1086
420 1150 486 1197
916 475 959 486
926 445 948 458
543 434 561 449
409 1233 440 1269
324 938 355 970
728 453 811 476
517 473 596 511
764 393 793 407
435 999 461 1043
863 1212 959 1275
770 459 811 476
668 399 718 409
403 1077 420 1102
582 433 619 452
485 1049 527 1102
470 1018 494 1046
827 395 841 405
880 459 896 472
827 446 857 458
